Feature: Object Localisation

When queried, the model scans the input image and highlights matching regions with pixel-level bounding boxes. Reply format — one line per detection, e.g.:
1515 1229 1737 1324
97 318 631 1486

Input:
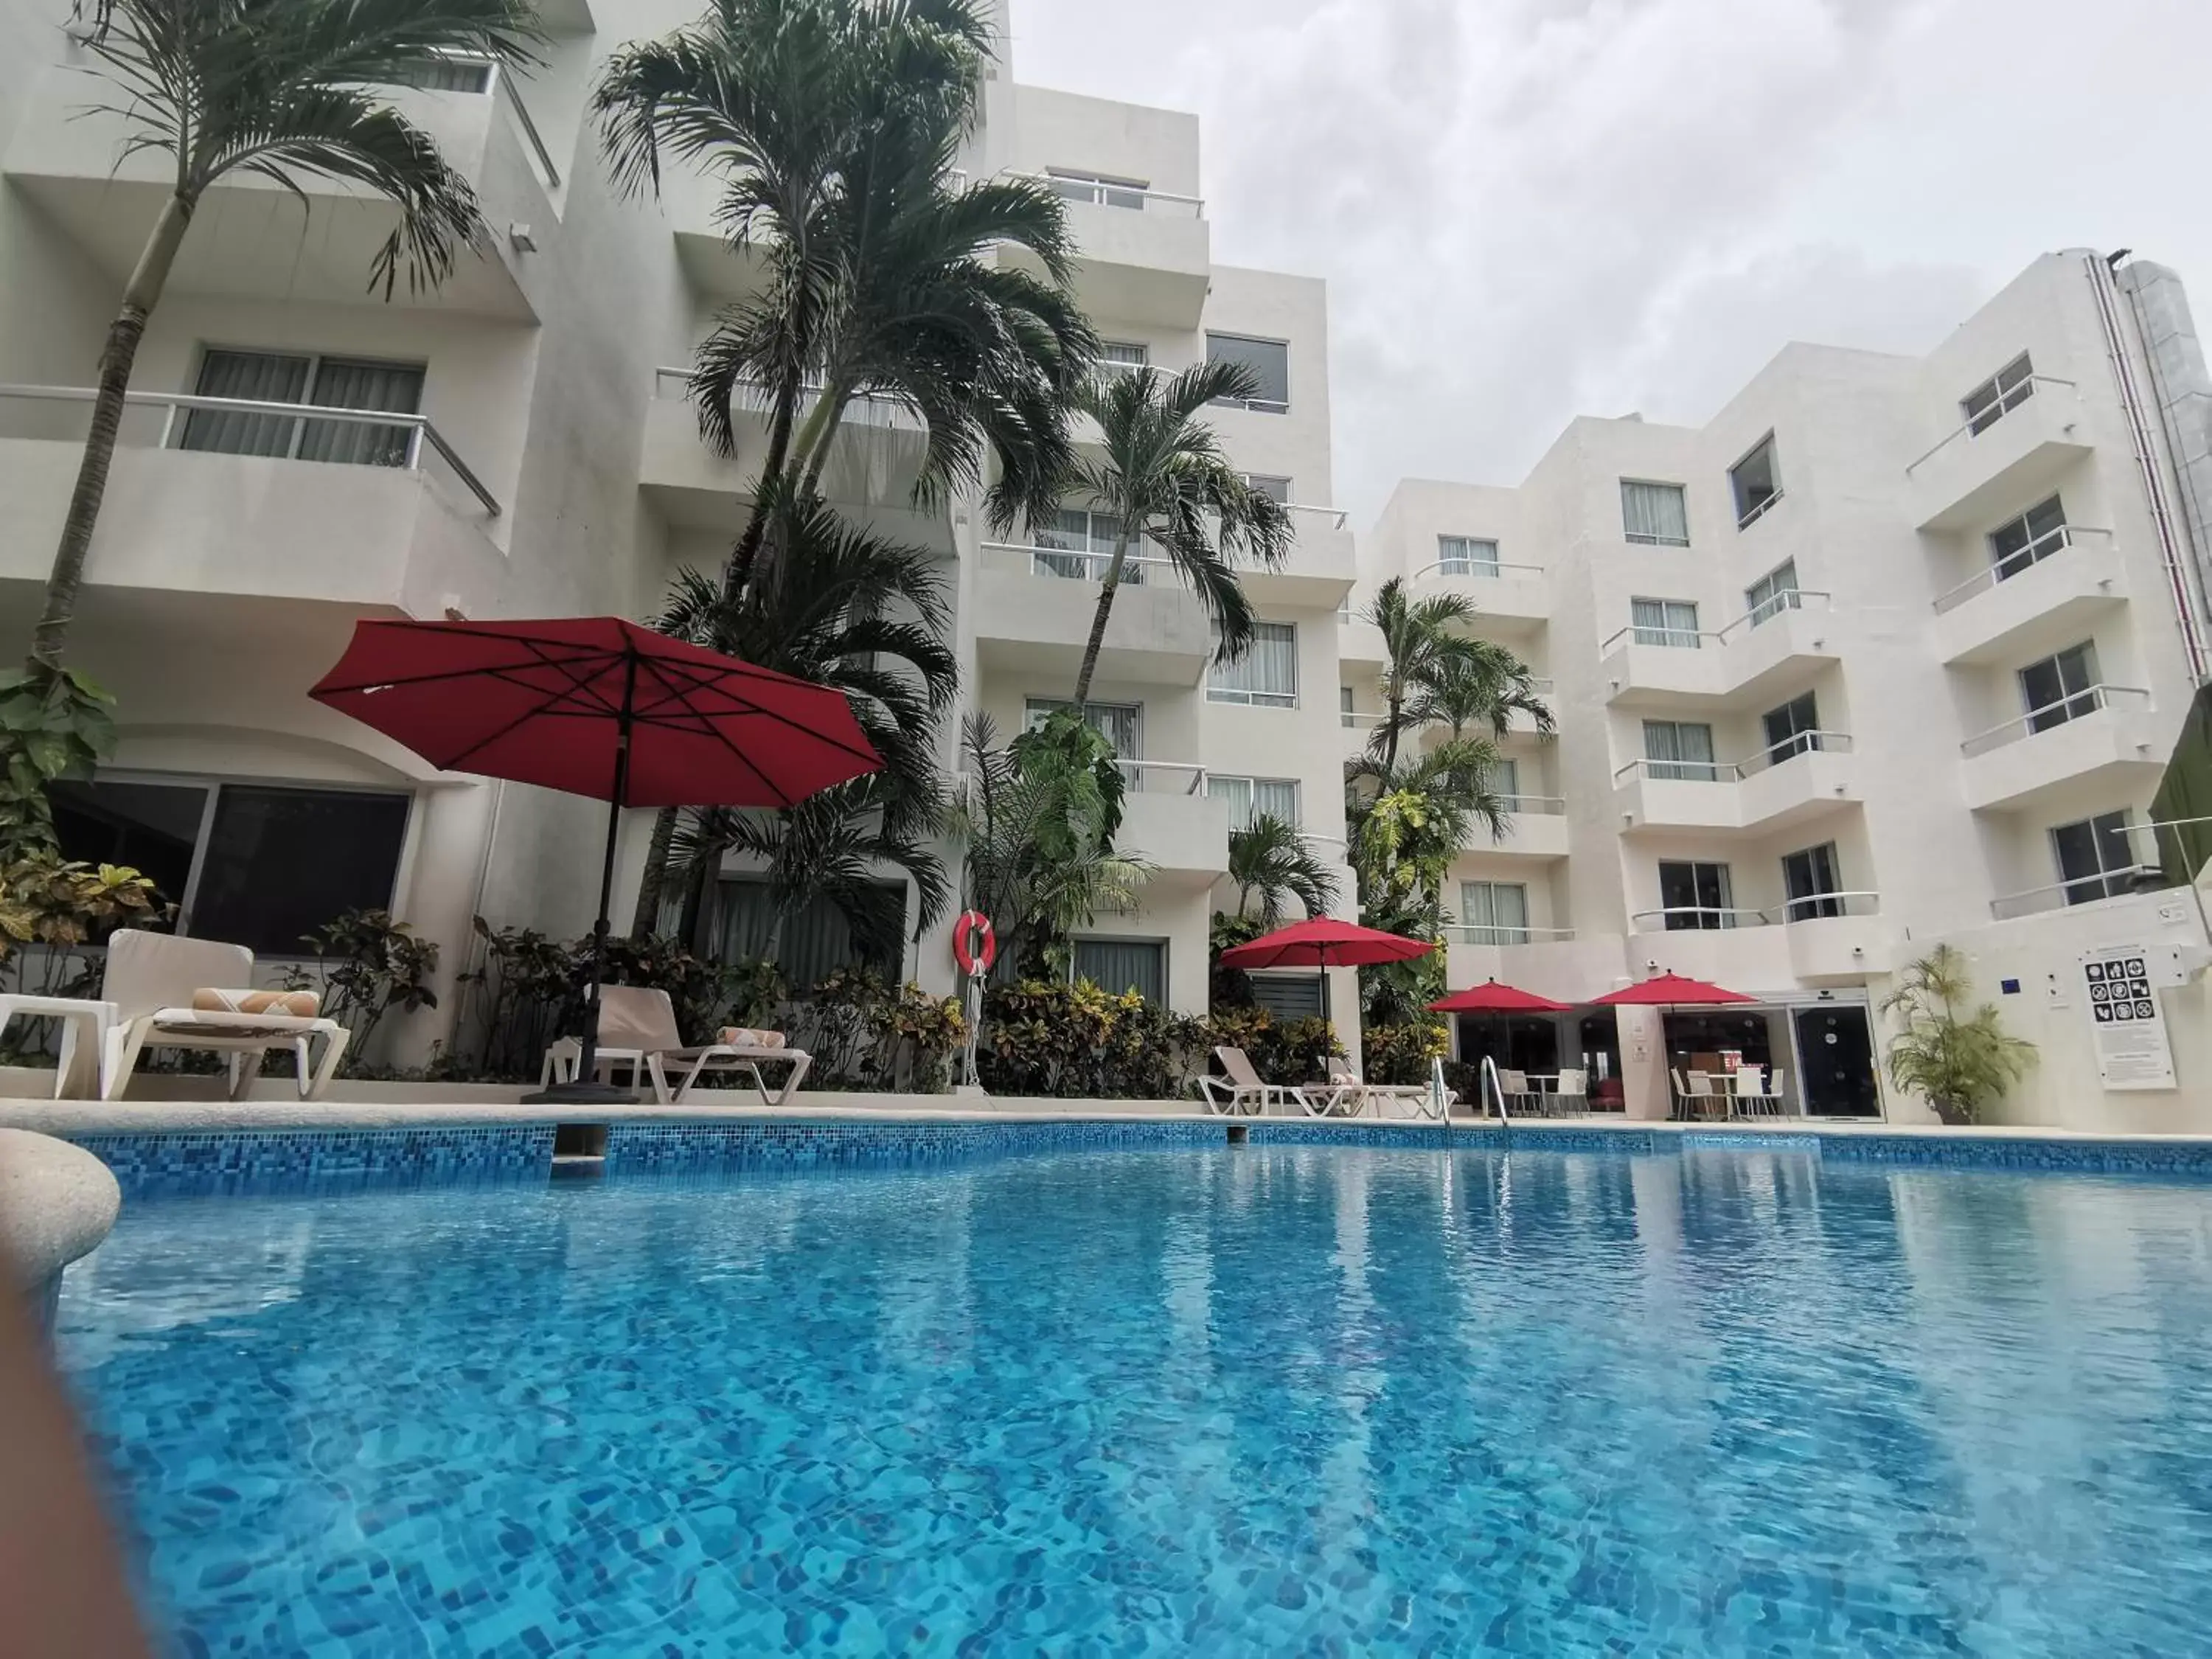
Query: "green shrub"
280 909 439 1067
1362 1021 1448 1085
787 969 966 1093
1204 1005 1344 1085
977 979 1209 1099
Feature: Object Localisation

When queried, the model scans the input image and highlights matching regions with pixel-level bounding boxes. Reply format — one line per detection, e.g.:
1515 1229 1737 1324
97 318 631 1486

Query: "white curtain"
1621 481 1690 545
1644 720 1717 782
1630 597 1699 648
1074 938 1164 1003
300 358 424 467
181 349 311 457
1212 775 1299 830
1209 622 1298 704
1459 881 1529 945
1026 698 1140 759
1439 535 1499 577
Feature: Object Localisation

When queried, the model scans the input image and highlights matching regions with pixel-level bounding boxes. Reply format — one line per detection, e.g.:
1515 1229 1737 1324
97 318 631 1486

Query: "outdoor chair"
1194 1046 1308 1116
1683 1071 1724 1122
1498 1068 1535 1115
1304 1067 1451 1119
541 986 812 1107
1731 1066 1787 1119
1553 1068 1588 1116
100 929 349 1102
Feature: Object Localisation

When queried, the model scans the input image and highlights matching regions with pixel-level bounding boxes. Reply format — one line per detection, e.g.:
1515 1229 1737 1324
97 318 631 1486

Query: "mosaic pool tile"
70 1127 554 1200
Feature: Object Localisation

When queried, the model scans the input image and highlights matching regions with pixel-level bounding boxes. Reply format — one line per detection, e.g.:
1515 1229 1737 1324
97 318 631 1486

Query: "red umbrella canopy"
1590 972 1756 1007
309 616 880 808
1429 979 1573 1015
1218 918 1435 971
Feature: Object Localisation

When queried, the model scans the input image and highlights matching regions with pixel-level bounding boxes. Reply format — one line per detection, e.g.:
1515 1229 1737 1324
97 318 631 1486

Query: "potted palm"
1881 945 2035 1125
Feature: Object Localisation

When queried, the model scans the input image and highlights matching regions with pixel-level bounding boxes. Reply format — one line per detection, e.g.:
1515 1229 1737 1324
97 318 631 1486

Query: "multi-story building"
0 1 1363 1055
1352 250 2212 1128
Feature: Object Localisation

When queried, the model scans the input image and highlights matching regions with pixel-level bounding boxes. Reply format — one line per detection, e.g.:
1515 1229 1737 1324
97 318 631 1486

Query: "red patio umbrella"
1590 972 1756 1006
310 616 881 1104
1218 918 1433 1023
1428 979 1573 1015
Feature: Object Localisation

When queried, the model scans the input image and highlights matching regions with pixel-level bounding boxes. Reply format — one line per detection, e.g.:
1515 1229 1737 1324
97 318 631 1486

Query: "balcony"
1614 734 1860 838
1408 554 1549 636
1906 377 2093 532
1004 173 1210 329
1462 795 1571 859
0 385 506 618
973 542 1211 687
1242 504 1357 608
640 369 931 529
1443 928 1610 1004
5 58 560 321
1961 686 2163 812
1932 526 2127 667
1625 895 1892 992
1599 592 1837 709
1113 762 1230 887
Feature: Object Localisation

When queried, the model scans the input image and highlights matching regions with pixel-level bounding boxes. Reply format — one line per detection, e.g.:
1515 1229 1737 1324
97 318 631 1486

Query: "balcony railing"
653 367 924 433
379 53 561 191
1960 684 2150 758
1932 524 2115 613
0 383 501 515
1443 924 1577 946
1601 589 1831 653
1114 759 1209 796
1023 170 1205 218
1735 488 1785 530
977 539 1177 585
1905 375 2079 474
1631 892 1882 931
1498 794 1567 816
1613 731 1853 785
1411 554 1545 583
1989 868 2168 920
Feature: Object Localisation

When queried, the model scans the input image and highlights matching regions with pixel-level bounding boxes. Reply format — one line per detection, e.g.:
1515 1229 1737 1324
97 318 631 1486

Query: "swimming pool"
56 1144 2212 1654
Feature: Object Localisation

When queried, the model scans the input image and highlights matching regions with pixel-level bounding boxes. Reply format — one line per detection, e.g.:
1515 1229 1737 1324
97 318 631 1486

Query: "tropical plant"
952 712 1148 981
1360 575 1551 771
1881 945 2035 1125
644 492 959 945
1 0 544 853
595 932 739 1046
976 978 1207 1099
784 967 964 1092
0 853 164 1006
1063 361 1295 703
594 0 1088 597
454 917 574 1079
1361 1020 1448 1086
1225 813 1340 928
1203 1004 1345 1088
1412 646 1555 743
279 909 440 1060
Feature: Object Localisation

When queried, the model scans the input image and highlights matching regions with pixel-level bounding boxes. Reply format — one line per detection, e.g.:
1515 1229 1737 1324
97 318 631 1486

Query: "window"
1643 720 1718 782
1100 341 1150 376
181 349 425 467
1031 507 1141 583
1241 473 1293 504
1025 698 1141 759
2052 810 2140 905
1658 860 1735 931
1459 881 1531 945
1621 480 1690 546
1205 333 1290 412
1339 686 1356 728
1249 974 1324 1020
1209 776 1300 830
1208 621 1298 706
1630 597 1700 649
1761 691 1820 765
1990 494 2070 582
1074 937 1166 1003
1781 841 1843 921
1743 559 1801 627
1729 434 1783 527
1486 757 1522 803
52 776 410 956
1964 352 2036 436
1046 168 1149 211
380 57 493 93
2020 641 2101 733
714 880 902 985
1438 535 1500 578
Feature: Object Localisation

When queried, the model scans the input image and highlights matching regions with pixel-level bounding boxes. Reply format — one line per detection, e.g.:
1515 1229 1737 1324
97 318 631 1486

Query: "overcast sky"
1009 0 2212 523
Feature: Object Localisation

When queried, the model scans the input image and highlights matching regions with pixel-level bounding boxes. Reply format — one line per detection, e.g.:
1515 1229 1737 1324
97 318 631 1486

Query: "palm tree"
1881 945 2036 1124
0 0 543 848
645 490 958 945
1225 813 1340 928
1412 645 1554 743
1065 361 1295 704
1363 576 1504 772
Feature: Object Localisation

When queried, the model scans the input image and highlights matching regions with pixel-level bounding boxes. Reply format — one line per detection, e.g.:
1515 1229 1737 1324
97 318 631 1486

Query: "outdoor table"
0 995 115 1099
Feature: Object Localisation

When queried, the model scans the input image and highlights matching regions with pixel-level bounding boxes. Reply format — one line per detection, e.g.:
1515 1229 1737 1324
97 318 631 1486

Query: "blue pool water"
55 1146 2212 1655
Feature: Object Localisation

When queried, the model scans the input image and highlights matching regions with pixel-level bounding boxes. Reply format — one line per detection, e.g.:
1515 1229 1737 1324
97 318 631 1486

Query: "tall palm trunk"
790 372 851 499
723 359 808 601
32 193 193 669
1071 529 1133 703
628 805 679 935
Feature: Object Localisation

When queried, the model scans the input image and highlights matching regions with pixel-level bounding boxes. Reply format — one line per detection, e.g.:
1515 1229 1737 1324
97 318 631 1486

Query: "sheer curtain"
180 349 311 456
1074 939 1165 1004
1631 598 1699 649
1208 622 1298 705
1644 720 1717 782
1460 881 1529 945
1621 481 1690 546
301 358 424 466
1439 535 1500 577
1211 776 1299 830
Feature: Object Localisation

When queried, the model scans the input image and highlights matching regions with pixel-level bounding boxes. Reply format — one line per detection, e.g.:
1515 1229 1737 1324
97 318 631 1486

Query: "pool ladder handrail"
1479 1056 1510 1124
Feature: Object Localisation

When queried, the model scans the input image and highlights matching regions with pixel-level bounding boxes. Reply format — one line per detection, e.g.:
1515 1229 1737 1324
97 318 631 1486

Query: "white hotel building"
2 1 2210 1127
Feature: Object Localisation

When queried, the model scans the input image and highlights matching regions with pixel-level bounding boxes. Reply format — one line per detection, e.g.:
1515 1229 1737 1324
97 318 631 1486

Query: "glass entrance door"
1793 1005 1879 1117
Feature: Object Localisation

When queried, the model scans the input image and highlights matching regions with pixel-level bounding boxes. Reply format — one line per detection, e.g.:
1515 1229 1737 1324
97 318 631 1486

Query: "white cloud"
1008 0 2212 520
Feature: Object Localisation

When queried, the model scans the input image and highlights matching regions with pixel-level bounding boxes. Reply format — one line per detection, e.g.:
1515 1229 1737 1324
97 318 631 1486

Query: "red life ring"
953 911 998 975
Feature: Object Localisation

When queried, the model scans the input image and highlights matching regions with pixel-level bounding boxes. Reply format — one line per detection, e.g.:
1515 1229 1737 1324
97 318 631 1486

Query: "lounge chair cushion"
715 1027 787 1049
192 987 321 1018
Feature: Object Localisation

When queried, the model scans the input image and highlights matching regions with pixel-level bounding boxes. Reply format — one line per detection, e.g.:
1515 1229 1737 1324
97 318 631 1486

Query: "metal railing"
0 383 500 516
1442 924 1577 946
652 366 922 432
1286 501 1352 532
1024 169 1205 218
977 539 1178 585
1960 684 2150 758
1497 793 1567 816
1630 905 1768 931
1906 374 2079 475
1113 758 1208 796
1735 488 1785 530
1989 867 2169 920
1630 895 1879 931
382 55 561 191
1411 554 1545 584
1601 590 1831 653
1932 525 2115 613
1613 731 1853 785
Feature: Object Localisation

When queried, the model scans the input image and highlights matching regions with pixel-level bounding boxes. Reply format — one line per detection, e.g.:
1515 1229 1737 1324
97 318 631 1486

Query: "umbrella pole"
526 654 640 1107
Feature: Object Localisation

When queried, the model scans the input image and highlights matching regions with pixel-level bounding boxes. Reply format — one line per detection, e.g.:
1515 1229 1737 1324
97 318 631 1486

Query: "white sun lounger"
543 985 812 1107
1194 1046 1309 1116
99 929 349 1102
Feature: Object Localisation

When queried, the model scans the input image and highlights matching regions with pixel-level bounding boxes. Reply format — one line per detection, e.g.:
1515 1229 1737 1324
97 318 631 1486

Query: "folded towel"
716 1027 787 1050
192 987 321 1018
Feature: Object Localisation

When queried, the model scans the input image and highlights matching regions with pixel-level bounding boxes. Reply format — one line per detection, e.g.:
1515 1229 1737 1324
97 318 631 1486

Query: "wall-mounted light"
508 223 538 254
